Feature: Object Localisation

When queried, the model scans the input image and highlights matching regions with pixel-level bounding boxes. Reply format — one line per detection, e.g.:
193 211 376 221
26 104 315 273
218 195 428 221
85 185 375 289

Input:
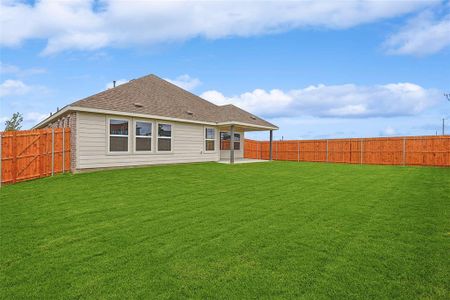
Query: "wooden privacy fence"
0 128 71 186
244 136 450 167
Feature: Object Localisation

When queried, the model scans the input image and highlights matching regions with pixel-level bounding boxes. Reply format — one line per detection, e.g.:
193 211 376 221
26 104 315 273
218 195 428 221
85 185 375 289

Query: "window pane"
220 132 230 150
234 141 240 150
136 137 151 151
234 133 240 141
136 122 152 136
110 119 128 135
158 138 171 151
110 136 128 152
220 132 230 140
220 141 229 150
205 128 215 139
206 140 215 151
158 124 172 137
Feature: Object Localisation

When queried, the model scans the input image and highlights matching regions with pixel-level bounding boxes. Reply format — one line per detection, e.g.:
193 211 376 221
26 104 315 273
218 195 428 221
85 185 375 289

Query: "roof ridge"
70 73 155 106
149 74 220 109
42 73 277 130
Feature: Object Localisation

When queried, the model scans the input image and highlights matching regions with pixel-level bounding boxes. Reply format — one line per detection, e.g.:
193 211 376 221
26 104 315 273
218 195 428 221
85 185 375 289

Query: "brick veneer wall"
46 112 77 172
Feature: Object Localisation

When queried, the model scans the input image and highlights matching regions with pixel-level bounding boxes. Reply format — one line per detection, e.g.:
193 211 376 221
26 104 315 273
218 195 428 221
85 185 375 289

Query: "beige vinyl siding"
76 112 220 169
219 132 244 160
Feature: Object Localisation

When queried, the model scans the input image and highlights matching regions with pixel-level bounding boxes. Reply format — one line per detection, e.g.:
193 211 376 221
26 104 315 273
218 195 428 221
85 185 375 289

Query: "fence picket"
51 128 55 176
244 136 449 167
1 128 71 185
0 134 2 188
12 132 17 184
62 128 65 173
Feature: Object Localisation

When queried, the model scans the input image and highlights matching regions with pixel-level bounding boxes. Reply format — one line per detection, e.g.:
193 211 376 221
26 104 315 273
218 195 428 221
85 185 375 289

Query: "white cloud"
0 62 20 74
382 126 397 136
384 9 450 55
0 79 31 97
24 112 48 123
200 83 440 118
105 79 128 89
0 62 46 76
0 0 437 54
164 74 201 91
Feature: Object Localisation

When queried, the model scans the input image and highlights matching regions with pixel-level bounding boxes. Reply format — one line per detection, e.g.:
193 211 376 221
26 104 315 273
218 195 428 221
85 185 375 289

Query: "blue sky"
1 0 449 140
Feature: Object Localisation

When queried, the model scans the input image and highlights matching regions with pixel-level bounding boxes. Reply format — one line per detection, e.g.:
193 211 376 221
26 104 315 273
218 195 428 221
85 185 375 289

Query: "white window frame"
156 122 173 153
107 117 130 154
204 127 216 152
134 119 153 153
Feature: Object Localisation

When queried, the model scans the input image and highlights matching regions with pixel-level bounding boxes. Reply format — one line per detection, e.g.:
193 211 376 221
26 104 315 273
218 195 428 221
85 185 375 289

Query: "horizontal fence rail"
244 136 450 167
0 128 71 186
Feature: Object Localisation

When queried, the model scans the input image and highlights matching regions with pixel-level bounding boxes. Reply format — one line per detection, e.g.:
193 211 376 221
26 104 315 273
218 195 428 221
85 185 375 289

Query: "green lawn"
1 162 449 299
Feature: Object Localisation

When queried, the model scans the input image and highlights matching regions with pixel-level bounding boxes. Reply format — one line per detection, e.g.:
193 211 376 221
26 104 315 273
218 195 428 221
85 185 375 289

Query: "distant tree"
4 112 23 131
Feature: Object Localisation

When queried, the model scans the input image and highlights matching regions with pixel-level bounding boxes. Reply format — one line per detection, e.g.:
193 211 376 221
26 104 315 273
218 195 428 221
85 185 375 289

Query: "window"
220 132 230 150
233 133 241 150
109 119 129 152
135 121 152 152
220 132 240 150
157 123 172 151
205 128 216 151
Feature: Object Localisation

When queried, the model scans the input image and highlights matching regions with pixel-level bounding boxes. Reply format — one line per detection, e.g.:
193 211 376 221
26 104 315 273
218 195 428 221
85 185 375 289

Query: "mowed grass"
1 162 449 299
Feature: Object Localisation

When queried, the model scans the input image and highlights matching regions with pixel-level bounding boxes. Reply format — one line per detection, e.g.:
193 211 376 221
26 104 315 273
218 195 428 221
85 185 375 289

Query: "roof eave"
217 121 278 131
32 107 278 131
34 106 219 129
32 106 73 129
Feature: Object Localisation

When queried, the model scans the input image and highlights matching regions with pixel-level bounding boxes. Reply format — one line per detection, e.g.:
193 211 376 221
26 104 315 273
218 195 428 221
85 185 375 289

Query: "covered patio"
217 122 277 164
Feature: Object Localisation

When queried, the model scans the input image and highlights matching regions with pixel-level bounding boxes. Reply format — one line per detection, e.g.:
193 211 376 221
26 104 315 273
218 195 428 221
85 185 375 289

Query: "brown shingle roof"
69 74 277 129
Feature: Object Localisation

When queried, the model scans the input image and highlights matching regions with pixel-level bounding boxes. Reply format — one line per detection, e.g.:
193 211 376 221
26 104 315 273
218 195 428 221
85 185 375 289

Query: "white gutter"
217 121 278 130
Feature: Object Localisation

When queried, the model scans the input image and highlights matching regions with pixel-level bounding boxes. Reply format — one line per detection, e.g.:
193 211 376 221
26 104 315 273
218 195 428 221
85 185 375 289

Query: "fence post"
62 128 65 173
360 139 363 165
297 140 300 162
256 141 258 160
39 131 44 178
12 132 17 184
0 133 2 188
326 139 329 162
260 141 262 160
402 137 406 166
51 128 55 176
260 142 262 160
276 141 278 160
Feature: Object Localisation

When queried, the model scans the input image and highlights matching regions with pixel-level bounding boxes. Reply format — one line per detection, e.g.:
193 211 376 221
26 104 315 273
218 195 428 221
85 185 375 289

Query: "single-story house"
33 74 278 172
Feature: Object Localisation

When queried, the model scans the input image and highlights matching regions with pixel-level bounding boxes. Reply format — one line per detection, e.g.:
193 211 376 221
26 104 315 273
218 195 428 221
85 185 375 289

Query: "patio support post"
230 125 235 164
269 130 273 161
